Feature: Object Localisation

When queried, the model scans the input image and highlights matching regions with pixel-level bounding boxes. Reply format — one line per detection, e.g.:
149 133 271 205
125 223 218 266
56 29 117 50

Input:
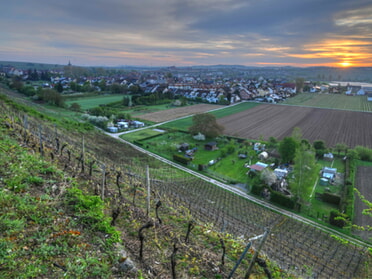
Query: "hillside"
1 84 372 278
0 94 294 278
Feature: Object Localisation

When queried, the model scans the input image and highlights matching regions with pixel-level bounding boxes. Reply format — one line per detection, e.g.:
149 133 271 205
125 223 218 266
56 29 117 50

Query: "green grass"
210 102 261 118
123 129 255 184
65 94 126 110
125 103 174 116
160 102 262 131
0 130 117 278
121 128 166 142
283 93 372 112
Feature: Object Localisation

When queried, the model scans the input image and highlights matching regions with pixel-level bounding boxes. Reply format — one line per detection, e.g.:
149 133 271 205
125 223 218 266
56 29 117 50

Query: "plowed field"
218 104 372 148
353 166 372 241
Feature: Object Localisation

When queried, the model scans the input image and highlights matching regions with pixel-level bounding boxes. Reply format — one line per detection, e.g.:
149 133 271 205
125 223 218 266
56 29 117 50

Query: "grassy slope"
0 94 295 278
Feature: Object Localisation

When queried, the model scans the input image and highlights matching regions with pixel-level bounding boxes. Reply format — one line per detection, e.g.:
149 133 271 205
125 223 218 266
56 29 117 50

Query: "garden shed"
204 142 218 151
179 143 190 152
323 153 334 161
247 162 268 172
322 167 337 180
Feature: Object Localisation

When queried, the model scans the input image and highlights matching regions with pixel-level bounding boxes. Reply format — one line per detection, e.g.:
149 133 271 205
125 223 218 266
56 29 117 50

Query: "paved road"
102 122 371 249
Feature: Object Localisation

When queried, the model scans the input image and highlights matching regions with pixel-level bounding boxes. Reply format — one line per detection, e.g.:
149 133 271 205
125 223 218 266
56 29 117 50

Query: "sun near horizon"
339 61 352 67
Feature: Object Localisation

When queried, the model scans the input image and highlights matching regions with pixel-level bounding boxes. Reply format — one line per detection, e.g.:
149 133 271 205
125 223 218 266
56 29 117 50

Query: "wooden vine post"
146 165 150 217
101 163 106 200
244 229 270 279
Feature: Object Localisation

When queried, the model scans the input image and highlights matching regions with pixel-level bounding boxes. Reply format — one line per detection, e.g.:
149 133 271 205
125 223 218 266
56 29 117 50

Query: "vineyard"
1 94 371 278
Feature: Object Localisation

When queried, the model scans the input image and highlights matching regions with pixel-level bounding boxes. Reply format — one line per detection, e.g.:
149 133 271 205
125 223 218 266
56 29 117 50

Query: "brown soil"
353 166 372 241
217 104 372 148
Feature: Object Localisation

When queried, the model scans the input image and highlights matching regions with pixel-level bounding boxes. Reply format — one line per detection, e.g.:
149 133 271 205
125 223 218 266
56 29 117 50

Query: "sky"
1 0 372 67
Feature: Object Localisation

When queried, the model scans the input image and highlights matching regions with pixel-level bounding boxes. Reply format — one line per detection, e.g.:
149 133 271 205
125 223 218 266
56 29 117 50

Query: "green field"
161 102 261 131
124 103 173 116
283 93 372 112
65 94 125 110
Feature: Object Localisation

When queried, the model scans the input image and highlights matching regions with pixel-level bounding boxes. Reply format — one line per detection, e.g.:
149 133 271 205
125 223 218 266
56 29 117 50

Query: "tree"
55 82 63 93
291 142 317 208
313 140 327 159
38 88 65 107
188 113 224 138
295 77 305 93
334 143 348 156
278 137 298 163
267 136 278 148
261 168 277 186
70 102 81 112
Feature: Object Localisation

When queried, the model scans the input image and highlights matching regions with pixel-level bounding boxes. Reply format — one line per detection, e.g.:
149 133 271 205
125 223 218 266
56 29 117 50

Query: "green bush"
173 154 191 165
270 191 295 209
65 187 120 245
251 183 265 196
329 210 347 228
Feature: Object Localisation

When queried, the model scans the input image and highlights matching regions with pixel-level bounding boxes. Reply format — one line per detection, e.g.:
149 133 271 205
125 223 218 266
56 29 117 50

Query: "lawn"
121 128 166 142
307 157 346 220
124 103 172 116
123 129 254 184
65 94 125 110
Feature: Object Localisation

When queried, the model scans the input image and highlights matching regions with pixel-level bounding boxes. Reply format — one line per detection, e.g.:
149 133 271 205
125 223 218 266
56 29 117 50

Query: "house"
322 167 337 180
204 141 218 151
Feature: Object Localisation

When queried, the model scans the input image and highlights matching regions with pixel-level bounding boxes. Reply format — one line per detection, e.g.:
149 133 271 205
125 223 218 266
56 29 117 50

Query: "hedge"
322 192 341 205
270 191 295 209
173 154 191 165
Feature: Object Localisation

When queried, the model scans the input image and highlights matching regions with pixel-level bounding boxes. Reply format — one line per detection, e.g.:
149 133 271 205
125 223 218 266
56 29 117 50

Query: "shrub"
173 154 191 165
329 210 347 228
251 183 265 196
270 191 295 209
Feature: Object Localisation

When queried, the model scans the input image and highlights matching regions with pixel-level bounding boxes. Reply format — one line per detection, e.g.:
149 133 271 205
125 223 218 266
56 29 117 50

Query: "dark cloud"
1 0 371 66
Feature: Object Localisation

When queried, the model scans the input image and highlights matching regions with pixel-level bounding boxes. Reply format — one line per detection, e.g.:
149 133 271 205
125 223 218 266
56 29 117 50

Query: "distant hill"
1 60 372 82
0 60 65 71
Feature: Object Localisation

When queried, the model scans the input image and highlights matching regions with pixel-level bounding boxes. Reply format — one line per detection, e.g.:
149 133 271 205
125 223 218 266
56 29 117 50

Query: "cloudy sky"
1 0 372 67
